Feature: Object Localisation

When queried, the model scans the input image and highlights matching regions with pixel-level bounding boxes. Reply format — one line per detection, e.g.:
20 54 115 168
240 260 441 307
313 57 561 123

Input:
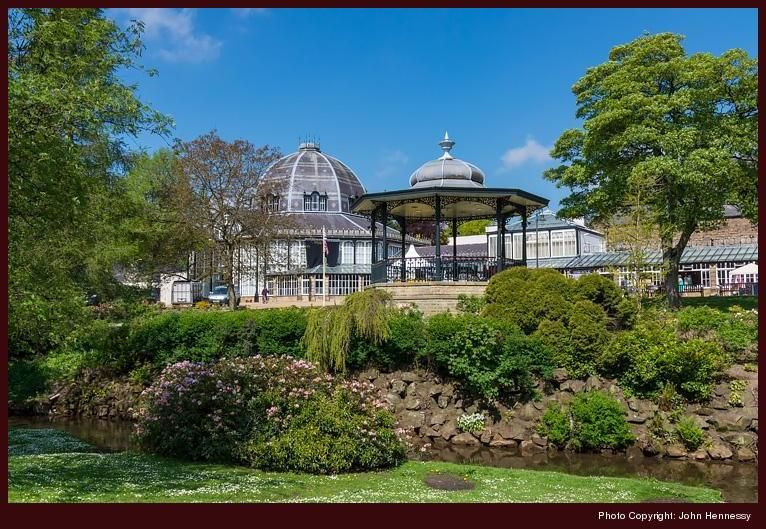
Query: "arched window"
341 241 355 264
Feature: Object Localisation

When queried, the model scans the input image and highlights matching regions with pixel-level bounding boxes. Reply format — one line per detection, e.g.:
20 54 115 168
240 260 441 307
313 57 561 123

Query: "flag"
322 227 328 256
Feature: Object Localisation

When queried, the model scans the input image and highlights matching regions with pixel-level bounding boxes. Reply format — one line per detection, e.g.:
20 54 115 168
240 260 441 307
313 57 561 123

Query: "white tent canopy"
730 262 758 277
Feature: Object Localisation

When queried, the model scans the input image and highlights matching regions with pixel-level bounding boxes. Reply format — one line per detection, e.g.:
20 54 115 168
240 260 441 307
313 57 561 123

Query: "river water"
8 416 757 502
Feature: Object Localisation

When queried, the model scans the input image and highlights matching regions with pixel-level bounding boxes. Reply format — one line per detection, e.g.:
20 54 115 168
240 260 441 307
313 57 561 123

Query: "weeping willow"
303 289 393 372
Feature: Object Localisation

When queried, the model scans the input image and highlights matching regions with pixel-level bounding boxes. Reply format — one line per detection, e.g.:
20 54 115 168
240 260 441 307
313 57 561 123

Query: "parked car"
207 285 241 305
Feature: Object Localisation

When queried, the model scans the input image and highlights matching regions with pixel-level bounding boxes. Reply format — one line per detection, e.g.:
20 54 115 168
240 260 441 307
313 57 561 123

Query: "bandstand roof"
351 133 548 221
350 186 549 221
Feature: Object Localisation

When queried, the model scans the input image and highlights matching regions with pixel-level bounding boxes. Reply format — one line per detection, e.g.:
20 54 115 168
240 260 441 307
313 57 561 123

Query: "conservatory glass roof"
527 245 758 270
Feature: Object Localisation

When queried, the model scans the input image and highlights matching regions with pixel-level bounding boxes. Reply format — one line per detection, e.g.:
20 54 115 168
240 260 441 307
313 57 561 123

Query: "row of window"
488 230 581 259
606 261 757 288
267 239 400 269
264 192 331 212
266 274 371 297
264 192 359 212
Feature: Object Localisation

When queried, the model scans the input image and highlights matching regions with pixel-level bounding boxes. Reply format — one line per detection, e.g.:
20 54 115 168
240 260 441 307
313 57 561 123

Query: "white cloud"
232 8 268 17
500 137 552 171
111 8 222 63
375 150 410 180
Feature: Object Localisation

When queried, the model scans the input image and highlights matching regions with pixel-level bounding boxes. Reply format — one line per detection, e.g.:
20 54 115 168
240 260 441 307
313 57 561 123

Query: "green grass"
8 428 721 503
681 296 757 311
641 295 758 312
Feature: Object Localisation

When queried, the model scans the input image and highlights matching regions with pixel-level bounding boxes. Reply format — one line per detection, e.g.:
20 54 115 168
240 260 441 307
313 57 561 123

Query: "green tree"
112 150 204 285
8 8 171 356
602 173 659 311
457 219 492 236
544 33 757 308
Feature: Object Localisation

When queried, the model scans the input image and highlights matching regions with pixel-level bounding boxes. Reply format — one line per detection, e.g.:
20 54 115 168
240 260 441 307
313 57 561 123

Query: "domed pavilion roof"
409 133 485 189
263 141 366 213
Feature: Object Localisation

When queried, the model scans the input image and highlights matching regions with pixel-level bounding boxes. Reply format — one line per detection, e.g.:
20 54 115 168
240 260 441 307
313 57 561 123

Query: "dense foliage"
484 269 637 378
245 389 405 474
135 356 405 473
485 268 635 332
422 315 554 403
483 268 576 333
600 319 730 402
539 391 635 451
8 8 172 358
676 306 758 360
122 307 308 369
348 308 427 370
538 404 571 448
675 416 705 451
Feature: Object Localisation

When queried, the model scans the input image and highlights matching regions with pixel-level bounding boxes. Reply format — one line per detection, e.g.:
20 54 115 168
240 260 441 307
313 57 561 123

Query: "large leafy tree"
173 131 288 309
545 33 757 307
8 8 171 356
109 149 204 286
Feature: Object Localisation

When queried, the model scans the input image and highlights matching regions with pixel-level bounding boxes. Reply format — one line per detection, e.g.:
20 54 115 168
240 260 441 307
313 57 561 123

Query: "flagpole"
322 226 327 307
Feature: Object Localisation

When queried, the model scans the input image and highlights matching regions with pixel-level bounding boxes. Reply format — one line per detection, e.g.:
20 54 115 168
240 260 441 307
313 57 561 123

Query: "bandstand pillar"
452 218 458 281
496 199 504 272
370 207 377 265
434 196 442 281
381 205 388 262
399 216 407 282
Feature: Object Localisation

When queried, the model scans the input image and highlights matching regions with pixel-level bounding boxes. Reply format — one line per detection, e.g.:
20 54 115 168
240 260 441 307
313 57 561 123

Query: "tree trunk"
225 247 238 310
662 227 694 309
663 248 682 309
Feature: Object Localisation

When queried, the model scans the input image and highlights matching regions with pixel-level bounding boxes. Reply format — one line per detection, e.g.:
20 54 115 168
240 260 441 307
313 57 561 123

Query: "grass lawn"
681 295 757 311
642 295 758 312
8 428 721 503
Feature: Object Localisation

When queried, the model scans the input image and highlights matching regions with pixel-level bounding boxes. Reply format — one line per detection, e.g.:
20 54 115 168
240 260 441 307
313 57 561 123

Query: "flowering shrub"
135 356 405 473
245 389 406 474
457 413 486 433
728 379 747 407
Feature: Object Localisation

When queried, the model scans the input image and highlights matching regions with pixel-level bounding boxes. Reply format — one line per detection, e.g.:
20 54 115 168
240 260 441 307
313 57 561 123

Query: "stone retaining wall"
370 281 488 315
21 371 144 421
356 365 758 463
15 363 757 464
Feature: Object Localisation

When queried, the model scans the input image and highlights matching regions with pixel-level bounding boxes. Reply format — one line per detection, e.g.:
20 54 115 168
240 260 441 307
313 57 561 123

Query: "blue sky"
109 8 758 209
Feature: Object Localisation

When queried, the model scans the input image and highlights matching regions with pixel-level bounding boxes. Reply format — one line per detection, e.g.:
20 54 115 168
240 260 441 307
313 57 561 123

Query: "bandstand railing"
370 256 524 284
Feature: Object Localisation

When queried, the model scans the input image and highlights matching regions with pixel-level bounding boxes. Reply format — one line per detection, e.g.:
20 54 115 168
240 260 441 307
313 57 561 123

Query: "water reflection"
9 416 137 453
8 416 757 502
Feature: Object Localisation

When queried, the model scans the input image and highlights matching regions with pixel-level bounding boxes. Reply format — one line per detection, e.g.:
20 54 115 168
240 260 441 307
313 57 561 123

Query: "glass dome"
262 141 366 213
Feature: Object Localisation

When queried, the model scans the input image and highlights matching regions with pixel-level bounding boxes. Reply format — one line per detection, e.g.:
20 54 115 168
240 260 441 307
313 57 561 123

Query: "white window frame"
341 241 355 264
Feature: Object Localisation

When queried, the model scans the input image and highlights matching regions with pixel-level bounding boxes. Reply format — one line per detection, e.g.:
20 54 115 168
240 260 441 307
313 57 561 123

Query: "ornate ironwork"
371 256 524 284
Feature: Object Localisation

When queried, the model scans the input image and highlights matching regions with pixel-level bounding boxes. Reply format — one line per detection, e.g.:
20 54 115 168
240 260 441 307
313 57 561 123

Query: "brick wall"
688 217 758 247
601 216 758 251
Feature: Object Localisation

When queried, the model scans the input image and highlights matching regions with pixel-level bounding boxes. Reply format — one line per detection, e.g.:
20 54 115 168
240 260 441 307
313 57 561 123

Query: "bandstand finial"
438 131 455 160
